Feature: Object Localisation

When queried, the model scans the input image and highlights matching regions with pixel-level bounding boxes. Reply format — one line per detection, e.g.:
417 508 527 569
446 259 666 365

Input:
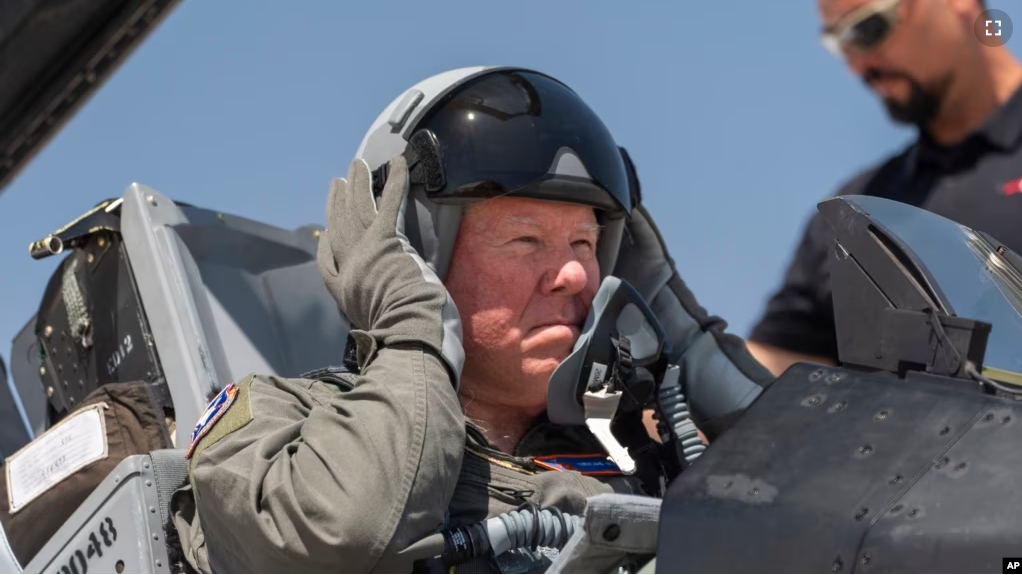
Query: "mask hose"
655 365 705 468
489 503 583 556
404 503 583 569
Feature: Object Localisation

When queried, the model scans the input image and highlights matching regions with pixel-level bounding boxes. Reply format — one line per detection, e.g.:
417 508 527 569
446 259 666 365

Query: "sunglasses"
821 0 902 56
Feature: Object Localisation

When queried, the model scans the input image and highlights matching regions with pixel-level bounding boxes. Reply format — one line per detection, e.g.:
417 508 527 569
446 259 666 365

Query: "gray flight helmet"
355 66 633 282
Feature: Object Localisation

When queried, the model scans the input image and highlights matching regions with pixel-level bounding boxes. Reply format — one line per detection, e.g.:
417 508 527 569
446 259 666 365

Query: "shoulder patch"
186 382 238 459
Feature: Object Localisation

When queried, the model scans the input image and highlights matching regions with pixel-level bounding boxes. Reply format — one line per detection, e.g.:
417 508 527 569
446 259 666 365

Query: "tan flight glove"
316 155 465 385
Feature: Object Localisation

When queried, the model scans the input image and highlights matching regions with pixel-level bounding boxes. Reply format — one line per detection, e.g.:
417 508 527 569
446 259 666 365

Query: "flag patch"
186 383 238 459
533 454 623 476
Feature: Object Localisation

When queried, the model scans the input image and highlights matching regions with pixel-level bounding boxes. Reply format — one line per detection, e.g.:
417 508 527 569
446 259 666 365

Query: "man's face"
819 0 974 126
444 197 601 409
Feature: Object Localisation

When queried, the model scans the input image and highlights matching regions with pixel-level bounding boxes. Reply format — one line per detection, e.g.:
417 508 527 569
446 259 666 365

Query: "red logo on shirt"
1003 177 1022 196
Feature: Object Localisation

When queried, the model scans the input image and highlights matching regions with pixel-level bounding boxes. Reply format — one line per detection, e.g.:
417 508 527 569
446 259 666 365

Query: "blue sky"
1 0 1019 372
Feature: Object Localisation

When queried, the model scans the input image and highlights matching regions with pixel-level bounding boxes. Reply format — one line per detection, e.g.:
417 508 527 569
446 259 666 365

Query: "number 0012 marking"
105 335 134 375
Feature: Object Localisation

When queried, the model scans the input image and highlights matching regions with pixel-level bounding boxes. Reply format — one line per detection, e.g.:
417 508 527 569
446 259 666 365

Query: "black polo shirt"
750 84 1022 359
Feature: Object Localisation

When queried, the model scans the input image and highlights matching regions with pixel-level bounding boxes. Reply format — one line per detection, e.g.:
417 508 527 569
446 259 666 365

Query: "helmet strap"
404 189 463 282
597 212 625 280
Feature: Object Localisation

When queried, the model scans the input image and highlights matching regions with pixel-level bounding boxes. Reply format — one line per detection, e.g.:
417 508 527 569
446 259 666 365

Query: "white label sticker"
587 362 608 389
6 404 108 513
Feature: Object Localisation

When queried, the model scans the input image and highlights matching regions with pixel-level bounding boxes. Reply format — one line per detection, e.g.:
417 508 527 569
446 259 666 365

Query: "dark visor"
411 70 631 214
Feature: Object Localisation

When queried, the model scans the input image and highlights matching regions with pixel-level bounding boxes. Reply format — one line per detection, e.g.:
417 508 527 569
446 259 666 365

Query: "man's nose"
545 258 589 296
846 54 867 76
844 49 881 78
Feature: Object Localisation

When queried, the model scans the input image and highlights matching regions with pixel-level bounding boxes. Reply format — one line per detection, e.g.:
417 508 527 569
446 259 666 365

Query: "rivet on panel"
828 400 848 414
802 394 824 407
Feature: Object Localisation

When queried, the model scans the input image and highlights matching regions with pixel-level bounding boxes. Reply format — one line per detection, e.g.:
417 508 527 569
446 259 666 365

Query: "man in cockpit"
172 66 773 573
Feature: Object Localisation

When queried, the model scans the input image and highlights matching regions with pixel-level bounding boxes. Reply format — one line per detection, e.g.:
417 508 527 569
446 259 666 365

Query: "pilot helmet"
355 66 634 281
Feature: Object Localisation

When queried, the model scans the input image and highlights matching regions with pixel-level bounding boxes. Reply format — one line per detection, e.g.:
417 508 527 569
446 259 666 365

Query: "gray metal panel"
25 455 169 574
119 183 349 446
9 316 48 439
256 260 349 374
168 201 348 380
193 259 347 379
119 185 231 448
177 225 312 377
204 286 277 381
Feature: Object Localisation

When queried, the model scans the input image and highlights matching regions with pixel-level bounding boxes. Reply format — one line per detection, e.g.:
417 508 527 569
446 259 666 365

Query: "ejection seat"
4 183 350 572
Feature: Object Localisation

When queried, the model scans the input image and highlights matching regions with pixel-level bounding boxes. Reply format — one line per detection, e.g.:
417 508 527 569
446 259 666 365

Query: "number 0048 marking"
58 517 118 574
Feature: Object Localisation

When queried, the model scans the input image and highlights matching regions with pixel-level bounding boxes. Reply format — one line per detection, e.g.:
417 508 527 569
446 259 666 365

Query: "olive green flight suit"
173 343 641 574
